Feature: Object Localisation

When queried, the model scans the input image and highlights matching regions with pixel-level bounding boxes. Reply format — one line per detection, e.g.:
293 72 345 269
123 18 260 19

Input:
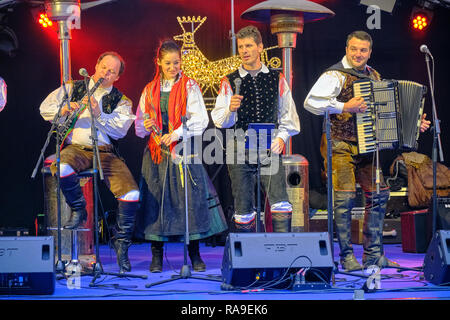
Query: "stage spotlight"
412 13 429 30
410 1 435 32
0 25 18 57
38 13 54 28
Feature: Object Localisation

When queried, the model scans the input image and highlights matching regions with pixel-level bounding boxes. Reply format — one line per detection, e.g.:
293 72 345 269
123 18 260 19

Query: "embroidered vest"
325 62 381 142
69 80 126 153
227 69 279 131
70 80 124 116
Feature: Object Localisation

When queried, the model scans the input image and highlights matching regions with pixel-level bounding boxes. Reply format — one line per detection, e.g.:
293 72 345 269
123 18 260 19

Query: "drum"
41 154 94 264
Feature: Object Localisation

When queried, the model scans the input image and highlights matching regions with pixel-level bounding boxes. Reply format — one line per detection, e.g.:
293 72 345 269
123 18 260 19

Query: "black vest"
227 68 279 131
323 61 381 142
70 80 125 152
70 80 124 115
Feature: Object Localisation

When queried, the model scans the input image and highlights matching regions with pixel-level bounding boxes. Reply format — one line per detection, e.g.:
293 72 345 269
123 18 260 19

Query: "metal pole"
282 47 293 154
57 20 72 83
231 0 236 56
271 13 303 156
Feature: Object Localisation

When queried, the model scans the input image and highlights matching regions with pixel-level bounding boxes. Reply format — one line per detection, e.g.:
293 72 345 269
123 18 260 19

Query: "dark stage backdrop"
0 0 449 232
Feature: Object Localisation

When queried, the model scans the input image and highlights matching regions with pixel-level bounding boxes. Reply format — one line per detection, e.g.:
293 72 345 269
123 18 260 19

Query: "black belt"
73 144 114 153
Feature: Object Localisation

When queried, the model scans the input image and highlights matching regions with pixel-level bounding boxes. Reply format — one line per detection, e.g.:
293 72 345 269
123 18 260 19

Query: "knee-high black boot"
362 190 399 268
233 213 256 233
150 241 164 273
188 240 206 272
271 211 292 232
60 174 87 230
334 191 362 271
113 201 138 273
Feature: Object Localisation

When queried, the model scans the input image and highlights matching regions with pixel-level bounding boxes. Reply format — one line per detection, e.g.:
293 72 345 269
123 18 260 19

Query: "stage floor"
1 240 449 302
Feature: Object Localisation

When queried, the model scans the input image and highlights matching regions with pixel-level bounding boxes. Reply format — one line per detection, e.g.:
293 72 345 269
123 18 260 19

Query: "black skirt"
138 144 228 242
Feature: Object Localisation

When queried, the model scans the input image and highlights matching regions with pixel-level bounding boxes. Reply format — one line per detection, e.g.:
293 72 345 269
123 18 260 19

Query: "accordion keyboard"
354 79 400 154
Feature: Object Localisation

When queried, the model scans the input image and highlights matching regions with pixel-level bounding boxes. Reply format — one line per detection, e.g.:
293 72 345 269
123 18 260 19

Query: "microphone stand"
32 81 72 276
256 130 262 232
146 116 221 287
325 110 337 284
423 51 444 236
79 75 146 286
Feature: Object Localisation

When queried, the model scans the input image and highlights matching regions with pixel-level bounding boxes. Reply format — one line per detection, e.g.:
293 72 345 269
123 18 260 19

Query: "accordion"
353 79 427 154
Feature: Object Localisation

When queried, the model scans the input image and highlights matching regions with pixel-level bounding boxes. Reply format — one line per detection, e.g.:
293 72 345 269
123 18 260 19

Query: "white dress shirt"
40 79 135 146
135 76 209 139
304 56 374 116
211 64 300 143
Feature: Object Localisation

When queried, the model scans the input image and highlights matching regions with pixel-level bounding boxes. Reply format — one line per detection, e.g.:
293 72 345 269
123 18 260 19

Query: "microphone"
420 44 433 58
79 68 90 77
234 78 242 95
143 113 161 135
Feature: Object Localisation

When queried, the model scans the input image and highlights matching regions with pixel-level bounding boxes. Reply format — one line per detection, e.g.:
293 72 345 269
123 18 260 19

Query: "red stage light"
412 13 429 31
38 13 54 29
410 3 434 33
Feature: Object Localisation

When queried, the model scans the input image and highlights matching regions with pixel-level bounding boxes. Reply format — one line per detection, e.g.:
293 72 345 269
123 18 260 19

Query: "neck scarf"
143 71 189 164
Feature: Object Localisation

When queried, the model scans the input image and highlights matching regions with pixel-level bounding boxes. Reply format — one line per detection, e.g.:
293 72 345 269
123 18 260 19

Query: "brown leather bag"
390 152 450 208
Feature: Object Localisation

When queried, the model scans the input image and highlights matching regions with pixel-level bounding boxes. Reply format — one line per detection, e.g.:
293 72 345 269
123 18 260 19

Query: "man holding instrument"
40 51 139 273
212 26 300 233
304 31 430 271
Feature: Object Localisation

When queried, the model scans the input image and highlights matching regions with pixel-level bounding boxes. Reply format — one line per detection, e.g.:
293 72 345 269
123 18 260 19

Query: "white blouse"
135 75 209 140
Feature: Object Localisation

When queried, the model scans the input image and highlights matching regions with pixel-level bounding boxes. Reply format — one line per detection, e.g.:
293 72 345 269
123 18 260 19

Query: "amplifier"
383 218 402 244
0 236 55 295
0 228 30 237
221 232 334 289
435 197 450 230
400 209 431 253
350 218 402 245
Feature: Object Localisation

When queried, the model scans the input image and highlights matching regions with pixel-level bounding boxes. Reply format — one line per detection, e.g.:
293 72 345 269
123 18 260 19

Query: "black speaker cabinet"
221 232 334 289
0 236 55 295
423 230 450 286
436 197 450 230
282 155 309 232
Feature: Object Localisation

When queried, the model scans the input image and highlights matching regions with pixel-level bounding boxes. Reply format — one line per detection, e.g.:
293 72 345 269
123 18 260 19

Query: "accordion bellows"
354 79 427 154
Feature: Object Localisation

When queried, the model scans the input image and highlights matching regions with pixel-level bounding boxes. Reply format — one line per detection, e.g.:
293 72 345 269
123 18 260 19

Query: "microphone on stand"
234 77 242 95
420 44 434 59
79 68 90 78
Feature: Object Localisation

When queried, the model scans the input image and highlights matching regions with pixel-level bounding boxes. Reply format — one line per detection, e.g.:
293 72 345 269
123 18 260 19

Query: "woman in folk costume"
135 40 227 273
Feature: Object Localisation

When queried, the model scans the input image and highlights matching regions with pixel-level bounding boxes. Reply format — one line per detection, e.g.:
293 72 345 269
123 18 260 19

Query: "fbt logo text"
0 248 18 257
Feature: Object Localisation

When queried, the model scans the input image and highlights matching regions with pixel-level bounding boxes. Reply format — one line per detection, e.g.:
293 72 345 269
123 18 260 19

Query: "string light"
174 16 281 108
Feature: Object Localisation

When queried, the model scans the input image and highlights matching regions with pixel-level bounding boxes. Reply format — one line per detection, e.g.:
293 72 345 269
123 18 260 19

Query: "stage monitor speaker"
0 236 55 295
436 197 450 230
221 232 333 289
423 230 450 286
